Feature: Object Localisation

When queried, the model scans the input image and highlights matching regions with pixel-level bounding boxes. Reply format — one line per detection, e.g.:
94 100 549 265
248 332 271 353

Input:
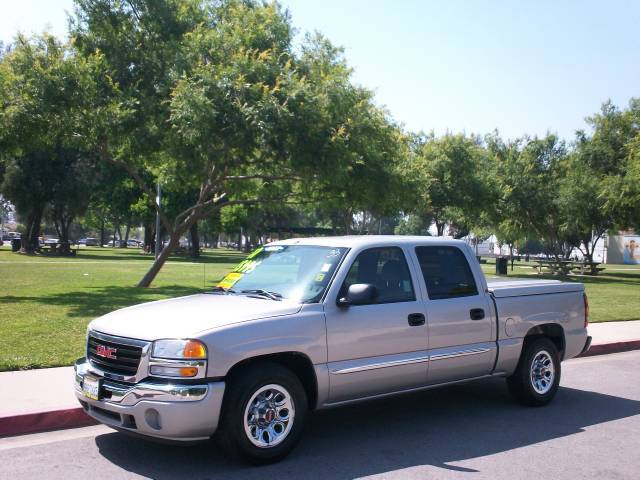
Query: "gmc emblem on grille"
95 344 117 360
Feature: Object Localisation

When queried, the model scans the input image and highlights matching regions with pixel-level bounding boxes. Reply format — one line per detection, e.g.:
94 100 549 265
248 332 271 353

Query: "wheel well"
524 324 565 359
225 352 318 410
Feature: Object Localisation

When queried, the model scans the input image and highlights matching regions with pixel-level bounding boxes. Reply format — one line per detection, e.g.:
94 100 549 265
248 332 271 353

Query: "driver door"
323 246 429 403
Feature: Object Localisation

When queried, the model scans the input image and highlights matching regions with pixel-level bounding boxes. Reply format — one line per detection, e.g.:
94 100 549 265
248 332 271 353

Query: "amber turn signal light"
183 340 207 359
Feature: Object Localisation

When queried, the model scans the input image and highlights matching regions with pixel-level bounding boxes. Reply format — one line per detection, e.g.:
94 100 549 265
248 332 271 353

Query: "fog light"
144 408 161 430
150 365 197 377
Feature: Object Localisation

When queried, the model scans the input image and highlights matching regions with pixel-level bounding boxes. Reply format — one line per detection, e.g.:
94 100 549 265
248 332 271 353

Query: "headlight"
152 339 207 359
149 339 207 379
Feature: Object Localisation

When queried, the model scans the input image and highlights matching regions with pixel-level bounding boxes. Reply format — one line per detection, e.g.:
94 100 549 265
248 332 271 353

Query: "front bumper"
74 358 225 442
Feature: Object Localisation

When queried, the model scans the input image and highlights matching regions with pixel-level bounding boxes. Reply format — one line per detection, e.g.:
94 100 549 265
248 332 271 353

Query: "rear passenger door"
414 245 496 384
324 247 429 403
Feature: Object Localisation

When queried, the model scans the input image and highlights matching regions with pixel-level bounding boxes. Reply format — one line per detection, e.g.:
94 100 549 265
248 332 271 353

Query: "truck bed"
487 278 584 298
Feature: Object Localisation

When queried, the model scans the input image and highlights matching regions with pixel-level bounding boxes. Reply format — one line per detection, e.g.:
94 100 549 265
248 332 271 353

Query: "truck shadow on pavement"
94 378 640 479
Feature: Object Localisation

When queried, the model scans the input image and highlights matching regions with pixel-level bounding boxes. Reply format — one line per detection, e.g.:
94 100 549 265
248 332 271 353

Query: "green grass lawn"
481 260 640 324
0 246 244 371
0 245 639 371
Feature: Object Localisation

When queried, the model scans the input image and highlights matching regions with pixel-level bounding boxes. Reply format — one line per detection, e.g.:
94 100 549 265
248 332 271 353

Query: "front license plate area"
82 374 102 401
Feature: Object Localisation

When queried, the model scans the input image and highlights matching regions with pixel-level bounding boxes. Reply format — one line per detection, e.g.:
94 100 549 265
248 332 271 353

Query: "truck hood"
88 293 303 340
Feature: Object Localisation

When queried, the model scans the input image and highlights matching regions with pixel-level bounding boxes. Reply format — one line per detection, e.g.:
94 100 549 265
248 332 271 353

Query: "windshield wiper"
209 286 237 295
240 289 283 301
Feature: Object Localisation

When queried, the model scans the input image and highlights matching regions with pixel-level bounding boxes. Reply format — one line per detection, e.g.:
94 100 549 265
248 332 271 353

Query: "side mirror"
337 283 377 307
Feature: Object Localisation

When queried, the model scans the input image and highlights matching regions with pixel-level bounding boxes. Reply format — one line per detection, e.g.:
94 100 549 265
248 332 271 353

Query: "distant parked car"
85 238 100 247
42 237 59 245
127 239 141 247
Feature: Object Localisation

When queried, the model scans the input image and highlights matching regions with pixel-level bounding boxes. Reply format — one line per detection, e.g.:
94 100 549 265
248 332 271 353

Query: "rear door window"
415 246 478 300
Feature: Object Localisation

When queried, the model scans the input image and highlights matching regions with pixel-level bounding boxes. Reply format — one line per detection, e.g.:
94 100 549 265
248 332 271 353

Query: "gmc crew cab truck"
75 236 591 464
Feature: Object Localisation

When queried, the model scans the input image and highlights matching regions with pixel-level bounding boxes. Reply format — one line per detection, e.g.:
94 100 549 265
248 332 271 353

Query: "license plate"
82 374 101 401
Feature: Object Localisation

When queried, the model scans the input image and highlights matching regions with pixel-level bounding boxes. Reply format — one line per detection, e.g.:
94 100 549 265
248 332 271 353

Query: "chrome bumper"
74 358 225 441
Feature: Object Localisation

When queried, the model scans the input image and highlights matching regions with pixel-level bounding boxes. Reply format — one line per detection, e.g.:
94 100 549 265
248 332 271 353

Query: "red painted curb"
0 407 97 438
579 340 640 358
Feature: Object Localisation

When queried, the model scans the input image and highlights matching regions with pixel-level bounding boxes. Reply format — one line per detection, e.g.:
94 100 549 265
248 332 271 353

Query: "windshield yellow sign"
217 247 265 289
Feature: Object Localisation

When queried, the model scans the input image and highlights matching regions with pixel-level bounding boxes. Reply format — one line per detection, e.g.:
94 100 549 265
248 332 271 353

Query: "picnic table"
41 242 78 256
532 259 605 276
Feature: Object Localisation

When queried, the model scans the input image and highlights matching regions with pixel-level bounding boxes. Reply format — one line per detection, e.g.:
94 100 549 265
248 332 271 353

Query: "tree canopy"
0 1 638 280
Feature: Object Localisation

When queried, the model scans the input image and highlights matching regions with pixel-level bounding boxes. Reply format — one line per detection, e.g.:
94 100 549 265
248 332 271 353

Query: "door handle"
470 308 485 320
408 313 426 326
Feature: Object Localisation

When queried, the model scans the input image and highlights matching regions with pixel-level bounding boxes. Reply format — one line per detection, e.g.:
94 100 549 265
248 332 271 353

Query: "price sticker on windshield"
218 272 243 289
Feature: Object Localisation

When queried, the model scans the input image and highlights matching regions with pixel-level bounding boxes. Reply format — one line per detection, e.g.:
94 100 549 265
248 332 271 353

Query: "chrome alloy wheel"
243 384 295 448
530 350 555 394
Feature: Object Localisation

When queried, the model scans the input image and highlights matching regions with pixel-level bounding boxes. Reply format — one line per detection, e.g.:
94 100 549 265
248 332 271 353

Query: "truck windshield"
217 245 348 303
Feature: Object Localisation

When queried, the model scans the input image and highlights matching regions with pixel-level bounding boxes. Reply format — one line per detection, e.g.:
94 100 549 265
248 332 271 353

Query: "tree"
70 0 405 286
579 99 640 235
0 34 110 252
295 35 408 234
394 214 432 236
407 133 488 236
558 154 611 264
489 134 578 260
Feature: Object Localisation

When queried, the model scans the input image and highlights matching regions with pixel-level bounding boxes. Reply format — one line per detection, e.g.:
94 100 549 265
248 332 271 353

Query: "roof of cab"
269 235 467 249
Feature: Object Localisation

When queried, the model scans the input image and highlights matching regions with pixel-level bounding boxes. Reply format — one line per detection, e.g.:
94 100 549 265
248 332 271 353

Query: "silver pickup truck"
74 236 591 463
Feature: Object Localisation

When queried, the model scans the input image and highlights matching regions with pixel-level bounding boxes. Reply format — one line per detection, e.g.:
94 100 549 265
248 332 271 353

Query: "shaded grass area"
0 246 244 371
0 246 638 371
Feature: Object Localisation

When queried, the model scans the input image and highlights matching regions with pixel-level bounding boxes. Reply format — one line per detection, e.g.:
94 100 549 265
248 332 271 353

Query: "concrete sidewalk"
580 320 640 356
0 366 94 437
1 319 640 438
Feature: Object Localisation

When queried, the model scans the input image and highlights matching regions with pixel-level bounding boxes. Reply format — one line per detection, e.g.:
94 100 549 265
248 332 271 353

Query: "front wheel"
216 363 308 464
507 337 561 406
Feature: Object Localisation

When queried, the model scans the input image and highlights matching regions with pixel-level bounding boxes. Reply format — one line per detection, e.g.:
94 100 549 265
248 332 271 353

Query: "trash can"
11 238 21 252
496 257 508 275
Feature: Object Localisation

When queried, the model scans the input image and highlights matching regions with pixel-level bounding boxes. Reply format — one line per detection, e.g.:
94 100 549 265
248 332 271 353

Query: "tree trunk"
99 217 105 247
122 223 131 247
21 208 43 254
435 221 445 237
343 211 352 235
53 215 62 240
58 214 72 244
144 223 154 253
137 213 200 287
189 222 200 258
509 244 514 271
137 233 181 287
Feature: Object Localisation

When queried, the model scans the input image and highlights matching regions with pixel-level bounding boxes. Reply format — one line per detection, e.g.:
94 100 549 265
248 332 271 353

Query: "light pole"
154 183 162 259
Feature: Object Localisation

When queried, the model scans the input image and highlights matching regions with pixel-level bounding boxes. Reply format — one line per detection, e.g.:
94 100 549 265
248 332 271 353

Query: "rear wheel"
507 337 560 406
216 363 308 464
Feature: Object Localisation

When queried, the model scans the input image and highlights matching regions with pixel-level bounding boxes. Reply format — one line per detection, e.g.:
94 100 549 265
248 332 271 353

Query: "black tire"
216 362 308 465
507 337 561 406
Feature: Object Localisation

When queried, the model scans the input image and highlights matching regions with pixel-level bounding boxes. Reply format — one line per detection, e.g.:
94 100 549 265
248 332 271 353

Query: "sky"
1 0 639 141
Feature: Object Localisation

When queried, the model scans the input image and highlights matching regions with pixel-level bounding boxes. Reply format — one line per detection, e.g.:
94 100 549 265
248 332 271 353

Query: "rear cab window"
415 246 478 300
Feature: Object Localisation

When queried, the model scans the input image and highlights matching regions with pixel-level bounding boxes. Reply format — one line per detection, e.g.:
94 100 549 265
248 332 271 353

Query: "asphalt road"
1 350 639 480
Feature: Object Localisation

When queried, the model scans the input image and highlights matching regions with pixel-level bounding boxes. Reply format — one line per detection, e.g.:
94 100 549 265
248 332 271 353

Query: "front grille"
88 332 143 376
